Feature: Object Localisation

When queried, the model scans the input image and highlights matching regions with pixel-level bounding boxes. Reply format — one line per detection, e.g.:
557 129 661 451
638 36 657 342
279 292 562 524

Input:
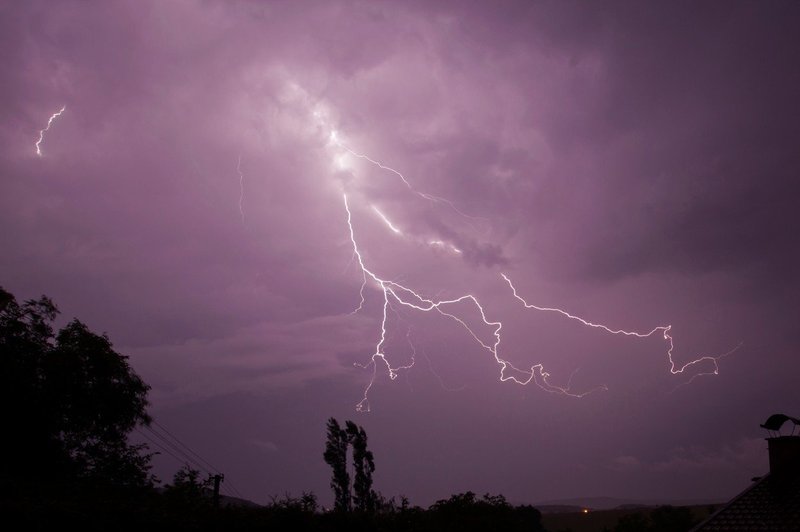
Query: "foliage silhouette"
346 419 377 513
164 465 214 508
428 491 544 532
323 417 351 512
324 417 380 514
0 287 152 489
0 286 666 532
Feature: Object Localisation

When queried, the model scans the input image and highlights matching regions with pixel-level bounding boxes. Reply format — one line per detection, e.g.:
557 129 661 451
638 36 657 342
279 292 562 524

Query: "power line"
143 425 211 475
146 419 246 500
151 420 222 474
135 427 239 499
134 427 194 469
149 420 245 499
223 477 245 500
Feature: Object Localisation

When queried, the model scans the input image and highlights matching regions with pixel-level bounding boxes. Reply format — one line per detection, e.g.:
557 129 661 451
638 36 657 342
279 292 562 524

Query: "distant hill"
219 493 261 508
540 503 721 532
536 504 585 514
534 496 723 511
154 487 261 508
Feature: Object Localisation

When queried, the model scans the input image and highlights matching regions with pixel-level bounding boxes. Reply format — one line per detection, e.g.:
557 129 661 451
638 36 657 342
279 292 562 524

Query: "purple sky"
3 0 799 506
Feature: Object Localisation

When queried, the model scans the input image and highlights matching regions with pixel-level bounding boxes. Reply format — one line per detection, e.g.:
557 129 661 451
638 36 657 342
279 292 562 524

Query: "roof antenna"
760 413 800 438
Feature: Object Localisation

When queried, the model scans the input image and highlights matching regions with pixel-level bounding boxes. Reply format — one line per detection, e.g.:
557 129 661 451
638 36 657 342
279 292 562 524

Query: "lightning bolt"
501 273 742 382
305 88 737 409
339 161 739 409
35 105 66 157
343 193 603 411
237 153 246 225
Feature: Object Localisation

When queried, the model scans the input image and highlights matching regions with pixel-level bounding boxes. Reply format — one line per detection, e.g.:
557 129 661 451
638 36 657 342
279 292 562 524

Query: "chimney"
767 436 800 475
760 414 800 476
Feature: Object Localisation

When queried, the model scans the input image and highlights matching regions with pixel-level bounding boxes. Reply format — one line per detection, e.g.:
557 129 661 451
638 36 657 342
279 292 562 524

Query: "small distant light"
582 508 589 514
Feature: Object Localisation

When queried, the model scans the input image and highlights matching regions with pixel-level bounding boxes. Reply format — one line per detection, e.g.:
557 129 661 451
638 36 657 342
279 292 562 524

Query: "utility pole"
211 474 224 508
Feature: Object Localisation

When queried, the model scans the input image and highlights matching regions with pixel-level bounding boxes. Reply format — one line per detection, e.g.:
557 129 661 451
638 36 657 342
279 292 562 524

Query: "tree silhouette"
164 465 213 508
323 417 378 513
323 417 351 512
346 420 377 513
429 492 544 532
0 287 152 487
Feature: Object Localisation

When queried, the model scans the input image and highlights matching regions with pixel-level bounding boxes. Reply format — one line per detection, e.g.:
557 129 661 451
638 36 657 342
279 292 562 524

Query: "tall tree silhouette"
346 420 376 513
323 417 350 512
0 287 152 487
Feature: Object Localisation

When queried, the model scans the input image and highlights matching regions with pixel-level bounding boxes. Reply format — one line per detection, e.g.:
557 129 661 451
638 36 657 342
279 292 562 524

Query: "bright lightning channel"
35 105 66 157
371 206 402 235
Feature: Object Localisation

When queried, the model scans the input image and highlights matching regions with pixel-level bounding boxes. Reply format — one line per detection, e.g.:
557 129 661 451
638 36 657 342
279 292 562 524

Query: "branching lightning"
337 147 738 410
35 105 66 157
344 193 608 411
307 90 737 410
501 273 742 379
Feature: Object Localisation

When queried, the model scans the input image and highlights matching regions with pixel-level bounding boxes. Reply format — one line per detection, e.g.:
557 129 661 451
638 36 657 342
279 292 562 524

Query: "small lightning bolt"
371 205 403 235
35 105 66 157
667 342 742 393
429 240 463 255
237 153 246 225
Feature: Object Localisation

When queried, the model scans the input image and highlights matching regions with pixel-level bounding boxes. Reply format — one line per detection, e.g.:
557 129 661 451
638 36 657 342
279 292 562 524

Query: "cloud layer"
2 0 798 506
